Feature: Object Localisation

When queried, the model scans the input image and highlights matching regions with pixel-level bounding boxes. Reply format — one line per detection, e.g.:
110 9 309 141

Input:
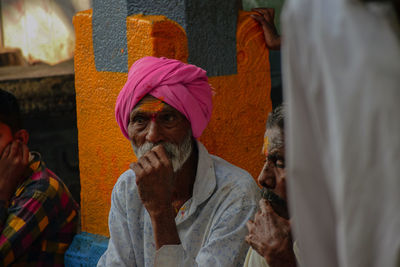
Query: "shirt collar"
28 151 43 173
15 152 44 197
190 140 216 210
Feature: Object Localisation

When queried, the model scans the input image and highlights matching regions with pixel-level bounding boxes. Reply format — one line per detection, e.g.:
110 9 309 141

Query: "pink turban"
115 56 213 139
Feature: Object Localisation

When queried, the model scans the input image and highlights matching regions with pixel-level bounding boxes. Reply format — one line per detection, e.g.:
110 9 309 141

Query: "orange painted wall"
74 10 271 236
201 12 271 179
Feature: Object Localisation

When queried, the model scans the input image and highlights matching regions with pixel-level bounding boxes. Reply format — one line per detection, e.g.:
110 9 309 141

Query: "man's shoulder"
22 167 60 193
12 167 78 213
209 154 259 200
210 154 256 186
203 154 260 219
112 169 139 199
28 168 70 194
115 169 136 188
109 169 143 215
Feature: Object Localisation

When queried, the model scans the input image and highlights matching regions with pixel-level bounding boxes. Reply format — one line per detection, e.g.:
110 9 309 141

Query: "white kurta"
282 1 400 266
97 141 260 266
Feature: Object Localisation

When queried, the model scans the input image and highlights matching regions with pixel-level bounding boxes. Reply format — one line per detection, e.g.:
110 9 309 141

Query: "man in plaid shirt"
0 89 79 266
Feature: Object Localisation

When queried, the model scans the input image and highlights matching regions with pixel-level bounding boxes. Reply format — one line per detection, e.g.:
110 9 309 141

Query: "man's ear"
14 129 29 145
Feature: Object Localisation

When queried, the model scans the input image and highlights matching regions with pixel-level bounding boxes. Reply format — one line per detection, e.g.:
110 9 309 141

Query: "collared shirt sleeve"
97 179 136 267
0 176 78 265
154 201 258 267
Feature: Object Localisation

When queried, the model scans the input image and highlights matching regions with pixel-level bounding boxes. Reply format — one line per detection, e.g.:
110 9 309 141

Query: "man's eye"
133 116 148 124
267 154 277 164
267 154 285 168
276 160 285 169
275 156 285 168
159 114 176 123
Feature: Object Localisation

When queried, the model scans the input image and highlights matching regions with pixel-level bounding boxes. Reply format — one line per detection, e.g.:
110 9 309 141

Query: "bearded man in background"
98 56 260 267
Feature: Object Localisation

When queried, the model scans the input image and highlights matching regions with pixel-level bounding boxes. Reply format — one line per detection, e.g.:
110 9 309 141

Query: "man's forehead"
262 135 269 156
132 95 175 114
263 127 284 155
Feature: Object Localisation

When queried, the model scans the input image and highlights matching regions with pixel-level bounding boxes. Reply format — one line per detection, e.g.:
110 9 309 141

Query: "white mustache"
132 131 193 173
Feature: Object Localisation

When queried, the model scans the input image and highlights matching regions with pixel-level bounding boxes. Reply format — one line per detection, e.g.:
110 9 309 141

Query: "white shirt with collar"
97 141 260 267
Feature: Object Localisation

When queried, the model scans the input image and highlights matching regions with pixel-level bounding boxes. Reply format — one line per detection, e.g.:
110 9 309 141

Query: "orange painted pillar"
201 12 272 178
73 10 270 238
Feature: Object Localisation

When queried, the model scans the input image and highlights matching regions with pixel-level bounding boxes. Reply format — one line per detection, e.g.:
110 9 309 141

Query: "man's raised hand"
251 8 281 50
130 144 174 217
0 141 30 201
246 199 296 267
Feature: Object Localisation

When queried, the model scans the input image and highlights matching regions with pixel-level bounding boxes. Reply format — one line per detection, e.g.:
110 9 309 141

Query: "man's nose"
145 120 163 144
258 162 276 189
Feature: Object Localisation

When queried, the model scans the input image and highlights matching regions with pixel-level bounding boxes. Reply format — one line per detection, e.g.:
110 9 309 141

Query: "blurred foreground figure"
282 1 400 266
0 90 78 265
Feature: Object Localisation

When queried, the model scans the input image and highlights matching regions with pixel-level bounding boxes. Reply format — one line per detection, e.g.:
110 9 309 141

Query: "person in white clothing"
282 0 400 266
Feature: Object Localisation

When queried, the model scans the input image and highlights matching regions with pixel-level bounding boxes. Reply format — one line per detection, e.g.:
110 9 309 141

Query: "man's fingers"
8 141 19 159
252 8 274 19
251 14 277 38
151 144 167 159
246 220 255 231
245 234 262 252
262 14 274 25
21 144 29 165
145 151 161 169
261 8 274 22
259 198 275 214
251 8 275 24
254 209 265 222
251 8 269 14
260 199 285 225
267 8 275 19
139 155 154 173
250 14 266 24
130 162 137 171
245 234 253 245
130 162 143 176
151 145 172 169
1 144 11 159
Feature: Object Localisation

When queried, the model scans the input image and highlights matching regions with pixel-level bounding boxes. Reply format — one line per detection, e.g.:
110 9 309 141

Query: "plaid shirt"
0 153 79 266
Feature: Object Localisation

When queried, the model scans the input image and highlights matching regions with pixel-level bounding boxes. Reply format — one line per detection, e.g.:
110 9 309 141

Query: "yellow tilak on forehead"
263 135 269 156
138 97 165 112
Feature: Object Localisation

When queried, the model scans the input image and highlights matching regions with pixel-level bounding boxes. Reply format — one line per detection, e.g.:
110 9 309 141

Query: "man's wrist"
149 205 175 221
265 246 297 267
268 254 297 267
149 205 181 249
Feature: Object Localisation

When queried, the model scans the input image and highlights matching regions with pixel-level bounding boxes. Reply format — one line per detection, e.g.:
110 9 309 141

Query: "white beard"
132 130 193 173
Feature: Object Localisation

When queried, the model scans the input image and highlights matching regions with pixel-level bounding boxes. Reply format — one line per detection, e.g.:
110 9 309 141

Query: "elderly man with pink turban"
97 57 259 267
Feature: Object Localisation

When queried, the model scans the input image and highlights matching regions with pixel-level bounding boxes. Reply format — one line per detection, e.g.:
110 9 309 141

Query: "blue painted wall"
92 0 239 76
65 232 109 267
92 0 129 73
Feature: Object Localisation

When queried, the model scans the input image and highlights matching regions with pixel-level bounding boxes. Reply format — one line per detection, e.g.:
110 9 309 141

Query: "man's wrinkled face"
0 122 14 156
258 126 288 218
128 95 193 172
